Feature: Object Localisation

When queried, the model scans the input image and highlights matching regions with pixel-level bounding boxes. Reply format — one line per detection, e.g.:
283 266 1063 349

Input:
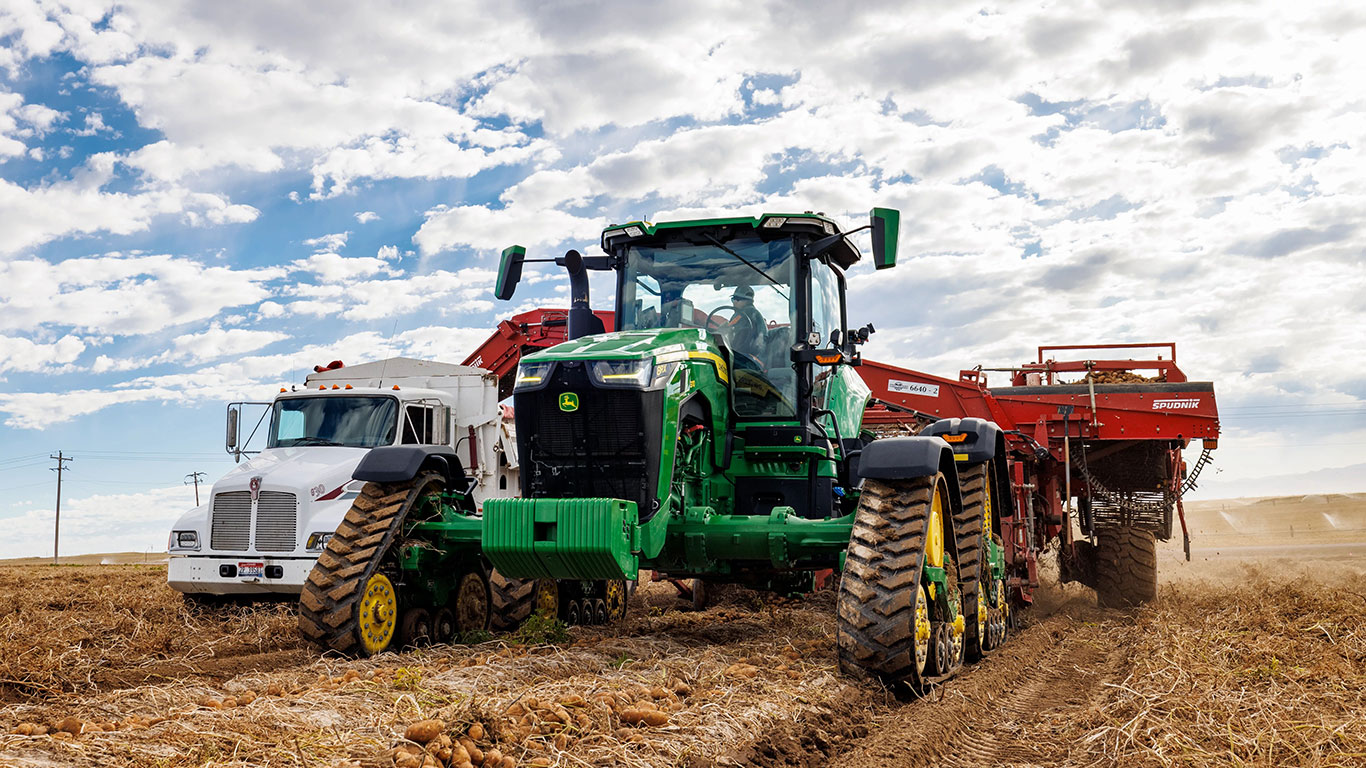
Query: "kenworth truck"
301 209 1014 689
167 358 518 610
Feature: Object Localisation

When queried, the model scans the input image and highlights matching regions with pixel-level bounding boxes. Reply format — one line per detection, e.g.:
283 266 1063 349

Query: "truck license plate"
238 562 264 578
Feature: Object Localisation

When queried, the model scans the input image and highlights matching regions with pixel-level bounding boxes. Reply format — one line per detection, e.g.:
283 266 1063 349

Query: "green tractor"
485 208 1012 688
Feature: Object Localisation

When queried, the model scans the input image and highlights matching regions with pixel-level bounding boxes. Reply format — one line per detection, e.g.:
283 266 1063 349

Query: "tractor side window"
402 405 434 444
627 274 662 328
810 260 845 411
810 260 842 345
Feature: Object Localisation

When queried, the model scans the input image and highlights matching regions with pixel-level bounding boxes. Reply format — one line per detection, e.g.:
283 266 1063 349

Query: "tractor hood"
523 327 722 362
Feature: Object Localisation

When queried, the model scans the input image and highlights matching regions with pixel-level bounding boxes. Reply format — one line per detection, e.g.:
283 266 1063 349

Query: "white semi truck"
167 357 518 600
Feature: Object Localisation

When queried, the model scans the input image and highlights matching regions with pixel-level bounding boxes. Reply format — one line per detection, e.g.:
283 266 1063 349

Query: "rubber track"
836 476 933 686
489 570 535 631
298 478 422 653
1094 524 1158 608
955 463 986 659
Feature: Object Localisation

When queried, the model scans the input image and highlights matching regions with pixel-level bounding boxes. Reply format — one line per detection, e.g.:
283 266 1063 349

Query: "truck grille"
254 491 298 552
210 491 251 550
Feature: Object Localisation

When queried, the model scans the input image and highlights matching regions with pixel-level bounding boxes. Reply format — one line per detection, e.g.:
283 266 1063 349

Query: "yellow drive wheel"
604 579 628 621
533 579 559 617
914 583 932 675
357 573 397 655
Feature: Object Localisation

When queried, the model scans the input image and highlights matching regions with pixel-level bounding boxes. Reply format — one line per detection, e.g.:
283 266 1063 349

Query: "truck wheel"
298 473 442 655
955 463 988 661
836 475 945 690
489 570 535 631
1094 525 1158 608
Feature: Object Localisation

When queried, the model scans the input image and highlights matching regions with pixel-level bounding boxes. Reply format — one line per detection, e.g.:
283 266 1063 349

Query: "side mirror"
226 406 239 451
495 245 526 300
870 207 900 270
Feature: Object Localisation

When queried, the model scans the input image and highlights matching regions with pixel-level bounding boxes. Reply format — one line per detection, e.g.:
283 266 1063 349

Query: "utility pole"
185 471 207 506
50 452 73 566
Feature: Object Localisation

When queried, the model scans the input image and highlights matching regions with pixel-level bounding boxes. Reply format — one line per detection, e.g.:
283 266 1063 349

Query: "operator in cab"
727 284 768 360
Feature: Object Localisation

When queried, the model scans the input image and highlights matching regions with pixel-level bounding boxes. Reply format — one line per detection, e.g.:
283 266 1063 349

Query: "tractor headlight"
589 359 675 389
306 532 335 552
514 360 554 391
169 531 199 551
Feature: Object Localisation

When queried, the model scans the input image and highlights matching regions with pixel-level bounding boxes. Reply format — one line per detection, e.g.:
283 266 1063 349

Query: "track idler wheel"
453 570 492 635
565 599 583 626
399 606 432 648
591 598 608 625
432 607 456 644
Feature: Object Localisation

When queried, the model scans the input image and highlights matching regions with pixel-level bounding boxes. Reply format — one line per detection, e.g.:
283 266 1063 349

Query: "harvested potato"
404 719 445 744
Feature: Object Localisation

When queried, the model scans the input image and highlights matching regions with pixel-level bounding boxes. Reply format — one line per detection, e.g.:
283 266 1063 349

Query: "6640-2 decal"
1152 398 1200 409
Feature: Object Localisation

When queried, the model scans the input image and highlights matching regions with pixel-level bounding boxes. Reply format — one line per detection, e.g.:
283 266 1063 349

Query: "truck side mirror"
495 245 526 300
870 207 900 270
226 406 239 451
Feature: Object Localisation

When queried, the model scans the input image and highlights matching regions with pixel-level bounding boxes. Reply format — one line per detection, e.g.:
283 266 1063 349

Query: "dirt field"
2 495 1365 768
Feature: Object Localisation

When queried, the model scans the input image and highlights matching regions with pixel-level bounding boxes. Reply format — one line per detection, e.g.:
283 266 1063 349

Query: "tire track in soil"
723 597 1135 768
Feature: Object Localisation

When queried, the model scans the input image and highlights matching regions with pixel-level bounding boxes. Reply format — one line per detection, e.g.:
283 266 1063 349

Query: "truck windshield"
267 396 398 448
619 236 797 418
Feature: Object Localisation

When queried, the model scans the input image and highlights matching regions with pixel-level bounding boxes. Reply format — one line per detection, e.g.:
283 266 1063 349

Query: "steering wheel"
704 304 740 333
704 305 766 370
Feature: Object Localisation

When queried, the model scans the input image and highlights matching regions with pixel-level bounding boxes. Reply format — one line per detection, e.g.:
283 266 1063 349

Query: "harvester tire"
298 473 442 655
489 570 536 632
836 475 943 690
1094 525 1158 608
955 463 987 661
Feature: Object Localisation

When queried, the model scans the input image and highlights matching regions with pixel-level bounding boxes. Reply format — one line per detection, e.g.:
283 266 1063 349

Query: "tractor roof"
600 211 863 270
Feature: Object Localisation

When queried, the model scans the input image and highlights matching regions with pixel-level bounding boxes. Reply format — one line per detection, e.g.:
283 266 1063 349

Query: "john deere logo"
558 392 579 412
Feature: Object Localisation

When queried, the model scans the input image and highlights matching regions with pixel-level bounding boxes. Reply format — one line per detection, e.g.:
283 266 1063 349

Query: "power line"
50 452 73 566
185 471 207 506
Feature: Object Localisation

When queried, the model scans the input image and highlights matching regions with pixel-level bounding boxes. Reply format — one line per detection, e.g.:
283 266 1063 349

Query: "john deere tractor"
485 209 1012 688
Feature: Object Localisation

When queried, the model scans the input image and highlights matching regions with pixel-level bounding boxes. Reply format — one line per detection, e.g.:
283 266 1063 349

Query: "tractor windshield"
267 396 398 448
619 236 797 418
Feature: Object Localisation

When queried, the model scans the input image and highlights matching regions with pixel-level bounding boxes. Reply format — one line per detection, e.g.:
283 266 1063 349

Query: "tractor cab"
493 209 900 535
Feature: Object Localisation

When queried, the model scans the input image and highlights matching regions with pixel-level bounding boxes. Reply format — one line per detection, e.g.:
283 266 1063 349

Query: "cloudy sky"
1 1 1363 559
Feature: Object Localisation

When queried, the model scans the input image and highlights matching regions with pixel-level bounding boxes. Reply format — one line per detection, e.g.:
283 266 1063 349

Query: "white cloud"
0 321 498 428
0 485 195 560
292 252 394 281
0 253 285 335
160 324 290 365
0 333 86 374
303 231 349 251
354 210 379 224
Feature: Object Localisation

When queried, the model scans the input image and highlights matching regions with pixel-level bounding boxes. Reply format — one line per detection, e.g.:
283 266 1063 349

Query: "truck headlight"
589 359 674 389
169 531 199 551
306 532 335 551
514 360 554 391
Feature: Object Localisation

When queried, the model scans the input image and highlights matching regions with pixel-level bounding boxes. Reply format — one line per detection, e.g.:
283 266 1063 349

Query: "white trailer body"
167 358 517 597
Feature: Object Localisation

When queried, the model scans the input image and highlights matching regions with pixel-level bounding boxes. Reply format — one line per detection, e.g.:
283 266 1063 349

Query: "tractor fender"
922 417 1004 465
858 436 959 485
353 446 473 502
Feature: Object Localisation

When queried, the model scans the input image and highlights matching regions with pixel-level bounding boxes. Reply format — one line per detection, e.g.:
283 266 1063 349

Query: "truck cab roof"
303 357 494 391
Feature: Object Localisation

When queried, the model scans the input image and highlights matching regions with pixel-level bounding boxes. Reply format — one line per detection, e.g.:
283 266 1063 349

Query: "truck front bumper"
167 555 317 595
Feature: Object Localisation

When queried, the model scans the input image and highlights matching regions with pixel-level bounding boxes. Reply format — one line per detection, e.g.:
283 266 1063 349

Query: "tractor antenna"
377 317 400 388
